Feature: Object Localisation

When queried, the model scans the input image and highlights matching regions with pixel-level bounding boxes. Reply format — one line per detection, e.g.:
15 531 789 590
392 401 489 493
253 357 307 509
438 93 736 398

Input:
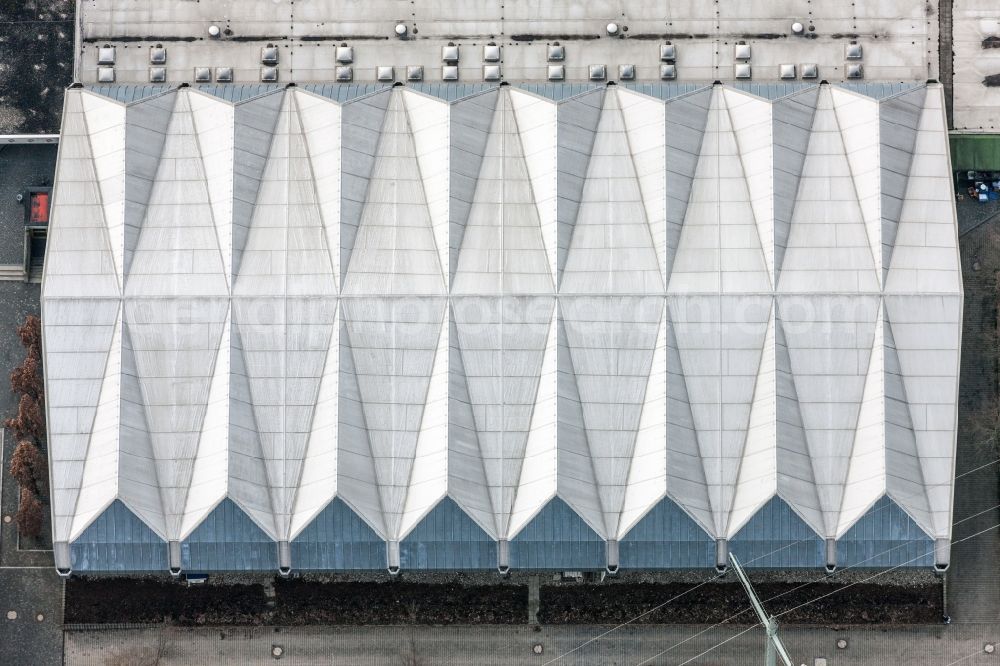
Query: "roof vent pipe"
497 538 510 574
54 542 72 577
825 538 837 573
934 538 950 573
278 540 291 576
715 538 728 573
168 541 182 576
605 539 619 575
387 540 401 575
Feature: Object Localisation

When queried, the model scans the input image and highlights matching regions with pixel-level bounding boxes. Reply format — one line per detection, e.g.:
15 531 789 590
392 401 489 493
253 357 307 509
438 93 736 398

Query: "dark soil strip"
272 579 526 625
65 577 526 626
538 582 942 625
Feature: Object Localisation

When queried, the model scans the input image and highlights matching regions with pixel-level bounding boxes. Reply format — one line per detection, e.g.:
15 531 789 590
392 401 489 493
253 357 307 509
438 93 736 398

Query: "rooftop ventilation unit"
208 25 221 38
483 64 501 81
547 44 565 62
442 64 459 81
260 66 278 82
735 63 752 79
846 63 864 79
406 65 423 81
194 67 212 83
801 63 818 78
779 64 796 79
589 64 606 81
149 46 166 65
336 66 353 82
660 43 676 61
336 46 353 64
97 66 115 83
442 44 460 63
547 64 565 81
791 21 804 34
261 45 279 65
98 46 115 65
215 67 233 83
149 67 166 83
618 64 636 80
484 43 501 62
395 23 407 37
660 63 676 80
377 66 394 82
606 22 619 35
735 42 751 61
846 42 863 59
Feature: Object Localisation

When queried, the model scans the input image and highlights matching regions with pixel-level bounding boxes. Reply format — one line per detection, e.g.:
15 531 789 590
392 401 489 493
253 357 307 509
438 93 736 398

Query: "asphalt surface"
0 144 56 266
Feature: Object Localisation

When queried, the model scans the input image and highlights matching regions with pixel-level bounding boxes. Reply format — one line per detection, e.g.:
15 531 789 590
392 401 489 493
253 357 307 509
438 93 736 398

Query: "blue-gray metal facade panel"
85 84 171 103
70 500 168 572
729 82 819 100
730 496 825 568
623 82 710 100
510 497 605 569
619 497 715 569
301 83 390 102
837 495 934 567
516 83 604 101
835 82 924 100
407 83 499 101
197 83 281 102
181 499 278 571
291 498 386 570
400 497 496 570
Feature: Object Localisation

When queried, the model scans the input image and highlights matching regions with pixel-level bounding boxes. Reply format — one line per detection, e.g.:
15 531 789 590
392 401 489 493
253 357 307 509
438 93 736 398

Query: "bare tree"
9 439 46 495
15 486 43 538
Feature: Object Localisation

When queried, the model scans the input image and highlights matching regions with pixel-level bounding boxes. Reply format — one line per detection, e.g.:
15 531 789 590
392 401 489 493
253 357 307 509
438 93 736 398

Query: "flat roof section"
76 0 939 85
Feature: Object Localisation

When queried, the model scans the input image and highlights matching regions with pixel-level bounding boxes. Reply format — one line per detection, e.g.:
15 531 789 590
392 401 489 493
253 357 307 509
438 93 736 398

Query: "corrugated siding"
181 499 278 571
623 82 710 100
730 496 825 568
517 83 604 101
302 83 390 102
70 500 168 572
407 83 498 101
837 495 934 567
619 497 714 568
85 84 171 103
729 82 819 100
198 83 281 102
510 497 604 569
400 497 496 569
291 498 385 570
836 82 924 100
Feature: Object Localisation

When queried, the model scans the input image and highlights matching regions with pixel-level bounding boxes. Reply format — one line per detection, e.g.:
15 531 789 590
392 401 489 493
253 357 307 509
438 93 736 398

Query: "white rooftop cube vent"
395 23 407 37
483 64 501 81
735 63 752 79
547 44 565 62
98 46 115 65
149 46 166 65
149 67 166 83
801 63 818 78
97 66 115 83
442 65 459 80
261 45 279 65
547 64 565 81
194 67 212 83
735 42 751 61
208 25 221 38
660 63 676 80
660 43 676 61
606 22 619 35
336 66 353 82
791 22 804 34
260 66 278 82
589 64 606 81
215 67 233 83
484 43 501 62
376 66 394 82
779 64 796 79
442 44 460 63
618 64 636 80
336 46 354 64
846 63 864 79
407 65 423 81
846 42 863 59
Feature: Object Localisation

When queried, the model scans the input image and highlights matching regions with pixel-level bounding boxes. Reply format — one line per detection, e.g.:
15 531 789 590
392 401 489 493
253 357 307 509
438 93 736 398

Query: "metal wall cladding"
46 82 960 572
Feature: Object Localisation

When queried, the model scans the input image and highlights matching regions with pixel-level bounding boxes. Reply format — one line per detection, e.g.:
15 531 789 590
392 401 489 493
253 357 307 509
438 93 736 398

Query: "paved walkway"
64 623 999 665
